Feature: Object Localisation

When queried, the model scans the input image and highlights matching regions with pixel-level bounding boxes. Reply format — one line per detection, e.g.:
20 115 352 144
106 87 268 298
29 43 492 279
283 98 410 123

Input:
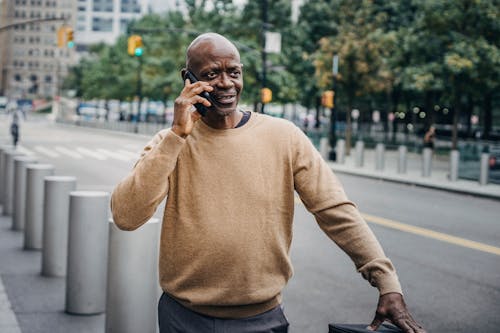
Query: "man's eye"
206 72 217 79
230 71 241 77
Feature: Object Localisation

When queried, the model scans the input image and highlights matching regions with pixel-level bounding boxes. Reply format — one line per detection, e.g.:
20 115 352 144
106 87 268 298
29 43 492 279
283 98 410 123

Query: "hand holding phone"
183 71 214 116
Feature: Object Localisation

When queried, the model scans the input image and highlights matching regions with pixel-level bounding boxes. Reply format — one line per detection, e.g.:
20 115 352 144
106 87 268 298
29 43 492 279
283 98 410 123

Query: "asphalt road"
2 116 500 333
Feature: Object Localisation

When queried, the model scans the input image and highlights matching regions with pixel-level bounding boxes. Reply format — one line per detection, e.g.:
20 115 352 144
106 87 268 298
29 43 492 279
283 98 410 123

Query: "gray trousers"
158 293 289 333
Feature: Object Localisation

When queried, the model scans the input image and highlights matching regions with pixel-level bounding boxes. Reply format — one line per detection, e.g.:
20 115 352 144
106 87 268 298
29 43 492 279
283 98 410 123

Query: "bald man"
111 33 426 333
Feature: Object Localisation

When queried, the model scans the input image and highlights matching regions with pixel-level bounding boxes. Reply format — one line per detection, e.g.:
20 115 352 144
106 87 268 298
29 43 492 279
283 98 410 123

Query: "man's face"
187 41 243 117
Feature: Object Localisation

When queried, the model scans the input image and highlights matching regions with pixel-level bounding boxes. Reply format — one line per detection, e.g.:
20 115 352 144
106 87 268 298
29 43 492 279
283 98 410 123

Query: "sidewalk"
0 215 104 333
327 148 500 201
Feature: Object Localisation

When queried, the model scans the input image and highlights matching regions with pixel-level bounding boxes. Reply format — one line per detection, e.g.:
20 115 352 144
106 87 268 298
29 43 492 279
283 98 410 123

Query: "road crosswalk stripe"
34 146 60 158
96 148 131 161
76 147 107 160
16 145 36 156
55 146 83 159
116 149 139 160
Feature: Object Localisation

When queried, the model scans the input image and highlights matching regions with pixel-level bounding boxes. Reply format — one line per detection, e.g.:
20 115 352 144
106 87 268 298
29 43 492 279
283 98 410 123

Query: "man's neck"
203 109 243 129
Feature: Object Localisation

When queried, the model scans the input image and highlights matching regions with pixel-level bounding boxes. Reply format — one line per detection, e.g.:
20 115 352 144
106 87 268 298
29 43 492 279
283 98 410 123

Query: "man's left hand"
367 292 426 333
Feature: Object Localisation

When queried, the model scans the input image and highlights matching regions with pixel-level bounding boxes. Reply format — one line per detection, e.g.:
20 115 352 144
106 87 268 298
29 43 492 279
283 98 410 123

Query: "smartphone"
183 71 213 116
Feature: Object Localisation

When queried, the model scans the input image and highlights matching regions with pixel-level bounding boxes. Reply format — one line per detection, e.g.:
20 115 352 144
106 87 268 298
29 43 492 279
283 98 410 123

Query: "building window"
15 74 22 82
45 75 52 83
93 0 113 12
119 19 129 33
92 17 113 32
121 0 141 13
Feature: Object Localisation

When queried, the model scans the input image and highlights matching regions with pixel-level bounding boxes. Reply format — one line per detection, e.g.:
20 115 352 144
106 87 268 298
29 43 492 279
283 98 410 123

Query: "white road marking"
96 148 131 161
76 147 107 160
54 146 83 159
16 145 36 156
33 146 60 158
116 149 139 160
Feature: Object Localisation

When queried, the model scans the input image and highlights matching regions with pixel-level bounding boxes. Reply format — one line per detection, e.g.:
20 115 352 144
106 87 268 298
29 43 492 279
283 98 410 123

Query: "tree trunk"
483 92 492 140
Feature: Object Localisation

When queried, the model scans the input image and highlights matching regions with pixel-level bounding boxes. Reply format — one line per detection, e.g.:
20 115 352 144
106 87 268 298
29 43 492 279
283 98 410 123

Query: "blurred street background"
0 0 499 332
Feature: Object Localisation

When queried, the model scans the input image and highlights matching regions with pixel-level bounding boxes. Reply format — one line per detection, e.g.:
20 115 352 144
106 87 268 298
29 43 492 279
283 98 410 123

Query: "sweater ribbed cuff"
375 272 403 296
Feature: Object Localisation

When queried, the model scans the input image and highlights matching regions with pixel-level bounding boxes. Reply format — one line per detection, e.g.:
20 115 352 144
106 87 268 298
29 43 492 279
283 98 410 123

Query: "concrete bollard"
422 148 432 177
336 139 346 164
3 150 24 216
13 156 38 231
105 218 160 333
0 145 14 211
41 176 77 277
354 141 364 167
375 143 385 171
319 137 329 160
397 145 407 174
449 150 460 182
66 191 110 315
24 164 55 250
479 153 489 186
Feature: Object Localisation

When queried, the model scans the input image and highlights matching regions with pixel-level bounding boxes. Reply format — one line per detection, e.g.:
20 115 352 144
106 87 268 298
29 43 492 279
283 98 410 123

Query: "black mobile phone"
183 71 213 116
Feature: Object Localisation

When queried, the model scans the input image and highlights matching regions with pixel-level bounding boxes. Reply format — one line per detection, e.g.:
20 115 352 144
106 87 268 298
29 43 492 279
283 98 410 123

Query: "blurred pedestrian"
111 33 426 333
7 101 24 147
423 125 435 149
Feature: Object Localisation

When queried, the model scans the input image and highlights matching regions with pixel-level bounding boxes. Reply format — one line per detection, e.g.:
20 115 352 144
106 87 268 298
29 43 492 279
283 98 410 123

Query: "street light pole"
329 55 339 160
260 0 268 114
134 56 143 133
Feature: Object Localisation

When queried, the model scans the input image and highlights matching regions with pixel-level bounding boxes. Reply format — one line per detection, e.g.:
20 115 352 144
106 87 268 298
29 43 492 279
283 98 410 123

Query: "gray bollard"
24 164 55 250
375 143 385 171
422 148 432 177
13 156 38 230
106 218 160 333
41 176 77 277
66 191 110 315
319 137 329 160
449 150 460 182
397 145 407 174
336 139 346 164
0 145 13 211
354 141 364 167
479 153 489 186
3 150 24 216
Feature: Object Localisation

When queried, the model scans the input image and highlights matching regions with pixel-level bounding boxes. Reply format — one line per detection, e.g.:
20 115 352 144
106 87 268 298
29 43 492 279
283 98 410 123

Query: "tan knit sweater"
111 112 402 318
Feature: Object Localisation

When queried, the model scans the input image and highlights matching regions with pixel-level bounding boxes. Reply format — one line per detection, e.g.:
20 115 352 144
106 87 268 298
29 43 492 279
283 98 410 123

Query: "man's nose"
216 72 234 89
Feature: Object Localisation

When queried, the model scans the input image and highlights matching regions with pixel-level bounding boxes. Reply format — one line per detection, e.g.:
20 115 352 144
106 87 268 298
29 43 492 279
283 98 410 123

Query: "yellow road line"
362 213 500 256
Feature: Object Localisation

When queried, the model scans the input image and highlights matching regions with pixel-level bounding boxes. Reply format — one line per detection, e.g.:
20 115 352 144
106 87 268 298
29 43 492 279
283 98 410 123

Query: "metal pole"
134 56 143 133
66 191 110 315
479 153 489 186
449 149 459 181
13 156 37 230
41 176 77 277
375 143 385 171
397 145 407 174
0 145 13 211
3 150 24 216
260 0 268 114
354 140 364 167
106 218 160 333
329 54 338 161
422 148 432 177
24 164 55 250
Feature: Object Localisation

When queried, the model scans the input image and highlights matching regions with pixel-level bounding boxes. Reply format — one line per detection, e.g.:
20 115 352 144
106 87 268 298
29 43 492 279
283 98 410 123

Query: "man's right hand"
172 78 213 138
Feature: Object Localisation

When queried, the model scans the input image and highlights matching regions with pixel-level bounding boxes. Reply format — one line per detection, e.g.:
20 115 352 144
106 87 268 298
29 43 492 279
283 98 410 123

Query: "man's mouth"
213 94 236 105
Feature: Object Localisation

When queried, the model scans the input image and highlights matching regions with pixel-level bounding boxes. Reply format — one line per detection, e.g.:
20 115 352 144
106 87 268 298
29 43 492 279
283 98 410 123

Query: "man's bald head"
186 33 240 69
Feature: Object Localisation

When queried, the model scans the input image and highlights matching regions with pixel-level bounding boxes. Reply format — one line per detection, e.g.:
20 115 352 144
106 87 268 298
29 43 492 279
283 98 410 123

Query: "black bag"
329 323 402 333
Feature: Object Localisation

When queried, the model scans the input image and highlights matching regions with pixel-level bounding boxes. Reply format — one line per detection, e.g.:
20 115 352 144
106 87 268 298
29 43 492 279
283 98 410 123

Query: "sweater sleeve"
291 127 402 295
111 129 186 231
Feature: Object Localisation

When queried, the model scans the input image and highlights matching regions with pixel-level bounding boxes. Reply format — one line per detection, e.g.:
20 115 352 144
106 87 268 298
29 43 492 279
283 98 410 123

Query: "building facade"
75 0 148 48
0 0 77 99
0 0 153 99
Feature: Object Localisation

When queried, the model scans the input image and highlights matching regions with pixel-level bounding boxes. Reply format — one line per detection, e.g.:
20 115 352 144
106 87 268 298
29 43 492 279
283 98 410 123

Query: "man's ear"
180 68 187 81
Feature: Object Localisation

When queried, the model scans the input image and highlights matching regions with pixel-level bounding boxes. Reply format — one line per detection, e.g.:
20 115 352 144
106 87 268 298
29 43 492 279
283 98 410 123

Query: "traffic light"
261 87 272 104
66 28 74 48
321 90 335 109
57 26 66 48
128 35 143 57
